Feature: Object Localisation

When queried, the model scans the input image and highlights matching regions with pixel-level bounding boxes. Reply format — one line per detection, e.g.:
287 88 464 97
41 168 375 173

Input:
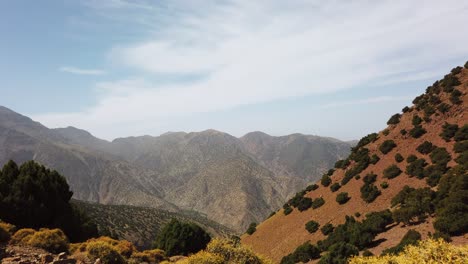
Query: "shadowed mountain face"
0 106 352 231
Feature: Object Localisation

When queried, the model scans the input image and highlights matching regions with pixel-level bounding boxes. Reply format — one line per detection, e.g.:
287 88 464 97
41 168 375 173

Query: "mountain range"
0 106 353 231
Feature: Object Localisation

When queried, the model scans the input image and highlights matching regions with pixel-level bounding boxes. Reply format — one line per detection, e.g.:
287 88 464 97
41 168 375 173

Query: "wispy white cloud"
59 66 106 75
34 0 468 139
319 96 415 109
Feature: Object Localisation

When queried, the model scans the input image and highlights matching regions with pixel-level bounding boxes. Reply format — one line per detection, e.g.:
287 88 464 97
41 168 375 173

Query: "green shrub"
454 124 468 141
362 250 373 257
395 153 404 163
281 242 320 264
27 229 69 254
430 147 451 167
87 241 125 264
318 242 358 264
246 223 257 235
412 115 423 126
363 173 377 184
454 141 468 153
336 192 350 205
380 182 389 189
391 186 435 225
437 103 450 113
442 74 461 90
383 165 402 179
153 219 211 256
425 165 443 187
450 89 462 104
312 198 325 209
407 155 417 163
205 238 271 264
379 140 397 154
353 133 378 150
440 122 459 141
451 66 463 75
382 230 421 255
297 197 313 211
305 184 319 192
283 205 293 215
387 114 401 125
321 174 331 187
406 158 427 178
305 220 320 233
416 141 435 154
334 159 350 169
330 183 341 192
360 183 381 203
455 152 468 169
354 212 361 217
321 223 334 236
370 154 380 164
402 106 410 113
409 125 426 138
400 129 407 136
382 129 390 136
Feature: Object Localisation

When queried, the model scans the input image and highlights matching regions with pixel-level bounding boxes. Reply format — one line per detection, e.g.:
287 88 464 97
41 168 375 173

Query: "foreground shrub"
281 242 320 264
319 242 358 264
27 228 69 254
130 249 166 263
349 239 468 264
86 241 125 264
10 228 35 244
153 219 210 256
179 251 224 264
203 238 272 264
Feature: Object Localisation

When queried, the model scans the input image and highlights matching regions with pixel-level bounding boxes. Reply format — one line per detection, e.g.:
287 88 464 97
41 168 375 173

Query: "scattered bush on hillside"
283 204 293 215
383 165 402 179
360 174 381 203
342 149 370 186
434 166 468 236
27 228 69 254
387 114 401 125
330 183 341 192
321 223 334 236
153 219 211 256
402 106 410 113
440 122 459 141
353 133 379 151
318 242 359 264
451 66 463 75
409 125 427 138
450 89 463 104
246 223 257 235
305 184 319 192
416 141 435 154
305 220 320 234
349 239 468 264
454 141 468 153
297 198 313 212
370 154 380 165
430 147 451 169
354 212 361 218
382 230 421 255
0 160 98 242
455 152 468 169
334 159 350 169
412 115 423 126
312 197 325 209
394 153 404 163
406 154 417 163
336 192 350 205
130 249 167 263
382 129 390 136
400 129 407 136
424 165 444 187
379 140 396 154
321 174 331 187
280 242 320 264
380 182 388 189
391 186 435 225
437 103 450 113
454 124 468 141
465 61 468 69
355 175 360 180
406 158 427 178
442 74 461 91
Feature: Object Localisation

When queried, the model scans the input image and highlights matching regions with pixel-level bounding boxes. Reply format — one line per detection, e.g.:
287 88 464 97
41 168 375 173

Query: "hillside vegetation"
242 63 468 263
72 200 234 249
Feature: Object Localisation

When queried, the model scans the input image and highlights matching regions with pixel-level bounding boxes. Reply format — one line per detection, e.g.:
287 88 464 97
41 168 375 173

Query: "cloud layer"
34 0 468 139
59 66 106 75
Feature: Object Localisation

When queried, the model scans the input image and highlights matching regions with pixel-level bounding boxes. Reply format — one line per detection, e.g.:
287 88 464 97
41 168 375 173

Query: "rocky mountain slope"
242 64 468 263
0 107 352 232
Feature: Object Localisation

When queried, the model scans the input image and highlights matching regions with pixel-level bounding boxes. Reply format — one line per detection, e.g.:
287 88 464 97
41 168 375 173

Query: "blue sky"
1 0 467 141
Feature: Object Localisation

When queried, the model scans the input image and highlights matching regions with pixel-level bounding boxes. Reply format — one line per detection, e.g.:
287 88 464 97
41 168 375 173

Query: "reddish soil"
242 67 468 263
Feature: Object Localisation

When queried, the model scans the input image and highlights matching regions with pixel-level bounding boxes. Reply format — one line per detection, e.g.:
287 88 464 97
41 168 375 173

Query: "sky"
1 0 467 141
